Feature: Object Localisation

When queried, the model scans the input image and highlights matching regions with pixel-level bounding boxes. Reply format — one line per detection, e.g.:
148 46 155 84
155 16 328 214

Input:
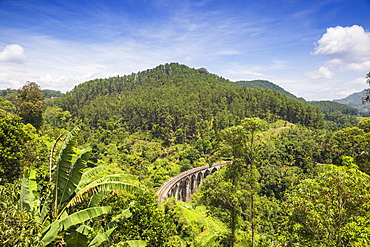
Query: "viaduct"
157 162 227 204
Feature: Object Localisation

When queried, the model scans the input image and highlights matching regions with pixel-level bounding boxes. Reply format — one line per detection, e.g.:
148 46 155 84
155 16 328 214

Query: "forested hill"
54 63 323 138
234 79 305 102
334 89 370 114
309 100 358 115
234 79 359 116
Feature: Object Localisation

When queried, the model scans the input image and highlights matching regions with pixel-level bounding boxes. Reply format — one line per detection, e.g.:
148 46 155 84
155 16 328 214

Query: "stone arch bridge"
157 162 227 204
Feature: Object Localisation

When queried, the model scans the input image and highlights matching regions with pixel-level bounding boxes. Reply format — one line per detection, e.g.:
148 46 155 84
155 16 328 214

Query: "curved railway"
156 162 227 203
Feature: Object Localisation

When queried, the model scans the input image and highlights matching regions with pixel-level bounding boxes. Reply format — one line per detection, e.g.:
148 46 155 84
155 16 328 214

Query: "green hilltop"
54 63 325 139
234 79 305 102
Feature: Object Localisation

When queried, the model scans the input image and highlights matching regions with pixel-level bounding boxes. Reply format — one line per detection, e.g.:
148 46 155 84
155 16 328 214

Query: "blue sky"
0 0 369 100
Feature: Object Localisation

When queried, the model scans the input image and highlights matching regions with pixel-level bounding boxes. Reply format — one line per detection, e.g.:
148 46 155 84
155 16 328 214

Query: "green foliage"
283 165 370 246
358 117 370 132
197 118 268 247
0 88 17 101
163 198 228 246
0 116 30 184
323 110 359 129
42 106 72 137
41 206 113 245
0 182 43 246
17 127 146 246
258 124 328 198
323 124 370 174
102 192 177 247
14 82 45 129
0 97 16 116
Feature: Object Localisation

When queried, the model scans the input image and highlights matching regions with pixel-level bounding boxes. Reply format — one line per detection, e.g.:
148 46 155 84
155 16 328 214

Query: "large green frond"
65 231 89 247
49 132 67 181
78 166 108 190
60 147 92 203
20 168 38 212
51 127 79 215
41 206 111 245
88 228 116 247
67 181 143 208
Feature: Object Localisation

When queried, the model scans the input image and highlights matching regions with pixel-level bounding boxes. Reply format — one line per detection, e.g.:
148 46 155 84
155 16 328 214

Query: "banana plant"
21 127 146 246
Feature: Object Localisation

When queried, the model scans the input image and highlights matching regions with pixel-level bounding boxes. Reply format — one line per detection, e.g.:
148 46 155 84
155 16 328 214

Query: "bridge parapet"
157 162 227 203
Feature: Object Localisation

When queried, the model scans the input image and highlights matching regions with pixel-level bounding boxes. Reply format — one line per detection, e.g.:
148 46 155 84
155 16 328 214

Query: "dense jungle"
1 63 370 247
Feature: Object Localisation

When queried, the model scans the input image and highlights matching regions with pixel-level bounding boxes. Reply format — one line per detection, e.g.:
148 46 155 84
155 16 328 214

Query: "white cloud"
305 25 370 94
347 76 368 86
305 66 334 79
344 60 370 71
0 44 27 63
313 25 370 70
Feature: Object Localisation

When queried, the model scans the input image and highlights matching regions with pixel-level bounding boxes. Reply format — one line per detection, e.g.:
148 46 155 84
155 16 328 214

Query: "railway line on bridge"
156 162 228 203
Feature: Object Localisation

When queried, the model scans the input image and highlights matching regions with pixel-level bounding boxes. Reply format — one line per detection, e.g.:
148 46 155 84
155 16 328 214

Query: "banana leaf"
20 168 38 212
51 126 80 216
41 206 111 245
67 181 143 208
59 147 92 203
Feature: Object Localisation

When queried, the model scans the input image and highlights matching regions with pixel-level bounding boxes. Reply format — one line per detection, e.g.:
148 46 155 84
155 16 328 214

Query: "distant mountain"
309 100 358 115
234 80 306 102
334 90 370 114
234 79 360 115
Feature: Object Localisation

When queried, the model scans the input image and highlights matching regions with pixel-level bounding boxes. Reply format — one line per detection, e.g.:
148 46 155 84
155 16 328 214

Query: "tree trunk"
251 194 255 247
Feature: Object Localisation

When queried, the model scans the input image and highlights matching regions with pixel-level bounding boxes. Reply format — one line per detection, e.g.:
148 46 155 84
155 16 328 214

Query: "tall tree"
196 118 267 246
14 82 45 129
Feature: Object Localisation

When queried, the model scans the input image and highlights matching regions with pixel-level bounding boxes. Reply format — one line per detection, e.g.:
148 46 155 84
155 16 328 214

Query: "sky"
0 0 370 101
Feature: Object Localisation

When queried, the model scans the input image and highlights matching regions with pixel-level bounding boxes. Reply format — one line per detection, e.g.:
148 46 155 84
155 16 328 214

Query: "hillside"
54 63 324 140
234 79 305 102
334 89 370 114
308 100 358 115
234 79 359 116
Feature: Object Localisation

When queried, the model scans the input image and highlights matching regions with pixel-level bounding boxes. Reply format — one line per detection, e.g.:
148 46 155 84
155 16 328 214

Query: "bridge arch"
157 162 228 203
204 169 211 179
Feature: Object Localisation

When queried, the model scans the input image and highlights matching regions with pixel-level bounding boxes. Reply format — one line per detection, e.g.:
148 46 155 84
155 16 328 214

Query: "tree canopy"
14 82 45 129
